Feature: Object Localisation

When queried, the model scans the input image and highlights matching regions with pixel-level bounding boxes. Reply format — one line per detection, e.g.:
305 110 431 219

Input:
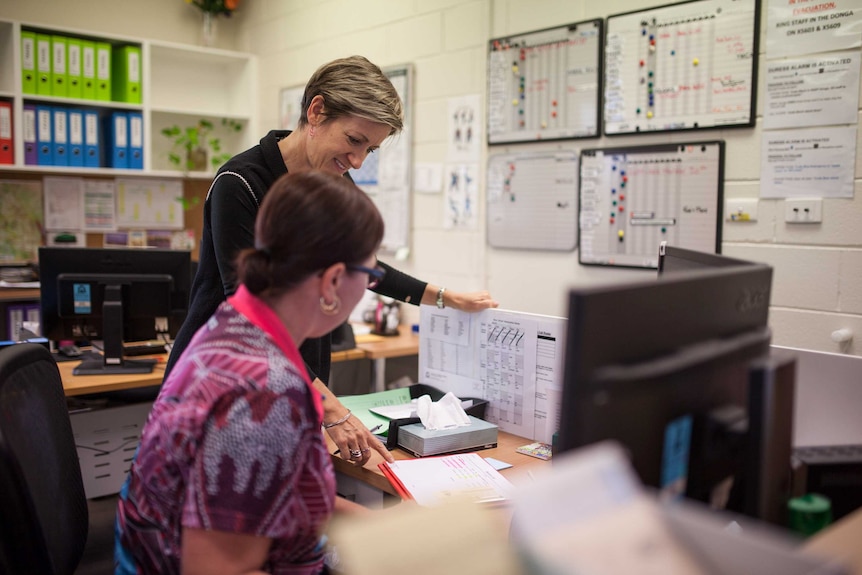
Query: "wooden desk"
0 287 40 301
57 325 415 397
58 356 166 396
328 430 544 498
355 328 420 392
60 341 374 397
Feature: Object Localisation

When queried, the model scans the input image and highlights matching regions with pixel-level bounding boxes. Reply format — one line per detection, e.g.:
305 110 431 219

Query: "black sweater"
165 130 427 383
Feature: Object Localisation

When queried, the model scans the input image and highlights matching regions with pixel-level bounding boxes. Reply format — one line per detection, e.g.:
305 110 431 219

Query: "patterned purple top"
115 286 335 575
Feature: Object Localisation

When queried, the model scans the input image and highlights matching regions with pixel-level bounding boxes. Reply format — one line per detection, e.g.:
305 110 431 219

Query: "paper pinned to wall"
43 176 84 231
760 126 857 198
115 178 184 229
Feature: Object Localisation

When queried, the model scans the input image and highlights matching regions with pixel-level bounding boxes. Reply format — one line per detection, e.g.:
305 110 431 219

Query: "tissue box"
397 415 498 457
407 383 489 420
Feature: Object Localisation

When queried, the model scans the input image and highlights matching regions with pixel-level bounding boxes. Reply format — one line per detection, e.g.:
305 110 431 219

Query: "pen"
369 424 383 433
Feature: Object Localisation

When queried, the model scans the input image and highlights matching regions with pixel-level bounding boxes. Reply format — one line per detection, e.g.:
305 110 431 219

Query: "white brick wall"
19 0 858 356
243 0 862 356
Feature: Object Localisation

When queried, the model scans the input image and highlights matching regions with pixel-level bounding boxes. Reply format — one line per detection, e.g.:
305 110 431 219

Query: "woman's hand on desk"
314 377 394 467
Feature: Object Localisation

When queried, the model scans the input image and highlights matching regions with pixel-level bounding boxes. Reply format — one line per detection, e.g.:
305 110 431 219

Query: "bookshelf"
0 18 258 179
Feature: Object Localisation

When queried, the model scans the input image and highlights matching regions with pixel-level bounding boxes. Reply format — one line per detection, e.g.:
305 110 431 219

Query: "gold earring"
320 296 340 315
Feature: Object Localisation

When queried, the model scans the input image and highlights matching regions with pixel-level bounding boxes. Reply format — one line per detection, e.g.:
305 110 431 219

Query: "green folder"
111 45 142 104
67 38 82 99
51 35 68 98
36 34 52 96
81 41 96 100
95 42 111 101
21 31 36 94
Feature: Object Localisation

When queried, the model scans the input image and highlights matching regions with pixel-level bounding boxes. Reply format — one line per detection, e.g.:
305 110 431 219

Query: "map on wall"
0 180 44 263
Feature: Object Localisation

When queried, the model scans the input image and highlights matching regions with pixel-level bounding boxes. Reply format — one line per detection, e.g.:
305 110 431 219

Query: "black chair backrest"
0 343 89 575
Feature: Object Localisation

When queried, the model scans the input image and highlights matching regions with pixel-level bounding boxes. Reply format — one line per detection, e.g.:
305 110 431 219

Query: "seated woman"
115 171 385 575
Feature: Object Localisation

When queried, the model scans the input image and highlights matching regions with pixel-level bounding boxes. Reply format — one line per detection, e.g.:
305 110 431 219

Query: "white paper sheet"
760 125 857 198
418 305 566 443
765 51 861 129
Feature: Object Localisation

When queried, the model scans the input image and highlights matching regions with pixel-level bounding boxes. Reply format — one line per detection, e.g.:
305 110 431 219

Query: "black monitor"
558 261 798 527
39 247 191 376
658 241 755 274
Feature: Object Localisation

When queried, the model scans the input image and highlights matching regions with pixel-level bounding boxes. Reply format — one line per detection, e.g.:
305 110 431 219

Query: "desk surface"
58 356 166 396
328 430 545 495
0 287 40 302
59 325 419 396
356 328 420 360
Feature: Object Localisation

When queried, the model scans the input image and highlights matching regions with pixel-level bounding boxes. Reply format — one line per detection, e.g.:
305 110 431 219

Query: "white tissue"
416 392 472 430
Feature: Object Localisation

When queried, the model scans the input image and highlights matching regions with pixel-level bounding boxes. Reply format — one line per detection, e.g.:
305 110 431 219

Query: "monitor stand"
73 357 157 376
71 283 158 376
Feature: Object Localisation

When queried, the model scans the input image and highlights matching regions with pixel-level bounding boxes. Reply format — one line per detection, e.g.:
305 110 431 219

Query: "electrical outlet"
785 199 822 223
725 198 758 222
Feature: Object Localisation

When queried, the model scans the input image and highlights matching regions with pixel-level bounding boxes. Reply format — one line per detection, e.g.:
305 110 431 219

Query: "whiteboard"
278 64 413 253
487 19 602 144
578 141 724 269
604 0 760 135
487 150 579 251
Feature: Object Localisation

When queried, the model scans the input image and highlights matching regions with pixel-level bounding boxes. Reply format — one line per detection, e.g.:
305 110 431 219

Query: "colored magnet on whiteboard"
541 121 547 128
647 111 654 119
618 230 625 239
551 111 557 118
512 99 519 106
512 65 519 73
693 58 699 66
640 59 645 67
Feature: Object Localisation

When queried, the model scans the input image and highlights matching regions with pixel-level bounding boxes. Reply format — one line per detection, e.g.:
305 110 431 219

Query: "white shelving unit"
0 19 258 179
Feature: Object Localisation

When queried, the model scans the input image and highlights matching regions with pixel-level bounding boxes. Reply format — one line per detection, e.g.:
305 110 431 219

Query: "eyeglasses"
347 263 386 289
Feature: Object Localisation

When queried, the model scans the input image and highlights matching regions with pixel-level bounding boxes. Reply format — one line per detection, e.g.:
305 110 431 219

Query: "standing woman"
166 55 497 465
116 171 384 574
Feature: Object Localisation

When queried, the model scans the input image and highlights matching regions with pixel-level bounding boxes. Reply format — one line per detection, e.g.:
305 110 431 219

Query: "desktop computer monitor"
657 242 756 274
39 247 191 375
558 260 797 526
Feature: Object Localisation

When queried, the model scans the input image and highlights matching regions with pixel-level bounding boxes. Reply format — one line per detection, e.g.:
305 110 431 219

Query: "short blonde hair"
299 56 403 136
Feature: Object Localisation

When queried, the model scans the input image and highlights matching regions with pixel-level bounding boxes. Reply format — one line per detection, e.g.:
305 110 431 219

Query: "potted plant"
161 118 242 173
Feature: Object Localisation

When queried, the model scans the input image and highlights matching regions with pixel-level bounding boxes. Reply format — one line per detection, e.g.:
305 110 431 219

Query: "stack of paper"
379 452 514 506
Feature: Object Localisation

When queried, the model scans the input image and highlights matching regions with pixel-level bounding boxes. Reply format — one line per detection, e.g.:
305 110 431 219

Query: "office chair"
0 343 89 575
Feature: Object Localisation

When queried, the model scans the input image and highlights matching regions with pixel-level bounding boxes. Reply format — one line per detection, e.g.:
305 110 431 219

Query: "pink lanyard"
227 285 323 425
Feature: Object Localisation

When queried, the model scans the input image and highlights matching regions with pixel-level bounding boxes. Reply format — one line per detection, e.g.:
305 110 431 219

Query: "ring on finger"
349 449 362 458
360 447 370 453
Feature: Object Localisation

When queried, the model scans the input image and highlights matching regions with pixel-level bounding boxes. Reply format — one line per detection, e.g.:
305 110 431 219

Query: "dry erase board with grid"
578 141 724 268
487 150 578 251
604 0 759 135
487 20 602 144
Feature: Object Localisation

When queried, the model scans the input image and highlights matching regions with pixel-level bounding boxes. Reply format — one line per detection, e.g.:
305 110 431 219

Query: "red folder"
0 101 13 164
378 461 413 500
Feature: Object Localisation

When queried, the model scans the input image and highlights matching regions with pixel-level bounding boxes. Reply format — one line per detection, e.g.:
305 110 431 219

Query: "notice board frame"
577 141 725 270
603 0 760 136
487 18 603 145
